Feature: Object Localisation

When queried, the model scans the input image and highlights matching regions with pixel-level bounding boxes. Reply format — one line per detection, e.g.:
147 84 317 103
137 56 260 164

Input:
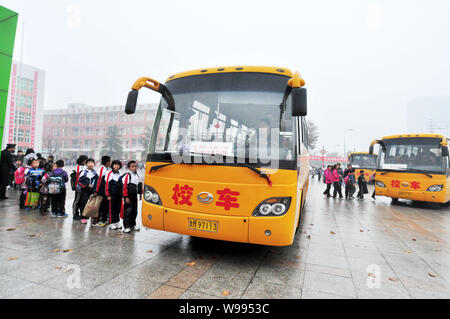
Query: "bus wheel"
441 201 450 208
391 198 399 204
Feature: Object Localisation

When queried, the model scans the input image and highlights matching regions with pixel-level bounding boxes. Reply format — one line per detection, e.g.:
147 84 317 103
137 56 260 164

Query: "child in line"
14 159 27 209
39 163 52 215
92 155 111 227
122 160 142 233
77 158 98 224
25 159 44 210
105 160 123 230
50 160 69 217
72 155 88 220
357 170 368 199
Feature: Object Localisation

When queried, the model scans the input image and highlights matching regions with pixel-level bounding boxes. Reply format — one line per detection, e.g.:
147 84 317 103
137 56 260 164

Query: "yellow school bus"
370 134 450 206
348 152 377 183
124 66 310 246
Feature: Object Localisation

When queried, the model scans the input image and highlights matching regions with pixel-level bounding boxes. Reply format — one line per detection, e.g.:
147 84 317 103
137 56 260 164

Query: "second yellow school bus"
348 152 377 183
370 134 450 206
124 66 310 246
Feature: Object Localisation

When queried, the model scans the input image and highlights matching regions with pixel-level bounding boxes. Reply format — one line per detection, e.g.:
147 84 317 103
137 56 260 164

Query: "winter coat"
332 169 340 183
324 169 333 184
0 149 16 186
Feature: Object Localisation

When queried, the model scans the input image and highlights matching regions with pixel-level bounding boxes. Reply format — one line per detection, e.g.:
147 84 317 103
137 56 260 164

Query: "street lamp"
344 129 354 158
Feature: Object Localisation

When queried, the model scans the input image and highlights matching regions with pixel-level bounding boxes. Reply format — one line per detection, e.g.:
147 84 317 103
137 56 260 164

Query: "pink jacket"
324 169 333 184
332 169 340 182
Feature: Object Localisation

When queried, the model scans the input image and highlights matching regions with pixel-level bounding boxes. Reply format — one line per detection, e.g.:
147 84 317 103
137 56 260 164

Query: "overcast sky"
2 0 450 155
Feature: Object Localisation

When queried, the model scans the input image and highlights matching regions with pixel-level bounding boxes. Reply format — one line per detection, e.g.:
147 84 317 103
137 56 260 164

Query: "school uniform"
77 168 98 217
105 170 122 224
122 171 142 229
72 164 84 218
93 165 110 224
25 167 44 208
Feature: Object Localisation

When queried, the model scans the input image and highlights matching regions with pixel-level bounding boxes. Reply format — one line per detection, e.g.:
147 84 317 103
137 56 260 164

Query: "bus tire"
391 198 399 204
441 201 450 208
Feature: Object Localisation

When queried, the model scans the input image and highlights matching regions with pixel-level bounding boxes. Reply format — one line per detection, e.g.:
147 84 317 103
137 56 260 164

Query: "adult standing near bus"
323 165 333 197
0 144 17 200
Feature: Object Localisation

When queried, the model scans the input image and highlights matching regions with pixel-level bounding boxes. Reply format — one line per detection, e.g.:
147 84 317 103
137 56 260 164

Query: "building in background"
0 6 18 149
2 61 45 151
407 96 450 136
42 103 158 161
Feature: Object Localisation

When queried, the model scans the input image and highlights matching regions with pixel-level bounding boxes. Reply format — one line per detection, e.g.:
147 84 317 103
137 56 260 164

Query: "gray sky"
2 0 450 155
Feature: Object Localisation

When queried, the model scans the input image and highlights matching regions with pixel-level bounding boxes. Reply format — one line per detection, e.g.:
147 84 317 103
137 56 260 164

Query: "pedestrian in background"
77 158 98 224
0 144 16 200
105 160 123 230
92 155 111 227
72 155 88 220
323 165 333 197
122 160 142 233
332 164 343 199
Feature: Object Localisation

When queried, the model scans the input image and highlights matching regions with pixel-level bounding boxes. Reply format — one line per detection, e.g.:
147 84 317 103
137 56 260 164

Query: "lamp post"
344 129 354 158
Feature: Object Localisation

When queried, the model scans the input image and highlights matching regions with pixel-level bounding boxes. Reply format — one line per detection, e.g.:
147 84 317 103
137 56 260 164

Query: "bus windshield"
350 154 377 169
377 137 447 174
149 72 296 166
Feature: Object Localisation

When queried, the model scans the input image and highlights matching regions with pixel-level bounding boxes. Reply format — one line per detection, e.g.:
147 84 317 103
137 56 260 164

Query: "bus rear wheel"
391 198 399 204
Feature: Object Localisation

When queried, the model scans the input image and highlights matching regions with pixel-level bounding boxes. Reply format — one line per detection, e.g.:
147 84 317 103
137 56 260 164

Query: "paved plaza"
0 177 449 299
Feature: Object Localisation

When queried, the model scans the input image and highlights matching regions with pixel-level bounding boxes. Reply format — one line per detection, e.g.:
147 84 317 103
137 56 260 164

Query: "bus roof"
165 66 293 82
381 133 447 140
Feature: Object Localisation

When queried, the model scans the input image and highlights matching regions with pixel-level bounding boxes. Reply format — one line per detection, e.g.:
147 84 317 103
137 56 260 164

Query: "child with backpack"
71 155 88 220
122 160 142 233
14 159 27 209
49 160 69 217
77 158 98 224
92 155 111 227
105 160 123 230
25 159 44 210
39 163 53 215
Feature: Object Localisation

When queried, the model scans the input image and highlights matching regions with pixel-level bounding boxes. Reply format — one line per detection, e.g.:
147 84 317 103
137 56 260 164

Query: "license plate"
188 218 218 232
399 191 410 197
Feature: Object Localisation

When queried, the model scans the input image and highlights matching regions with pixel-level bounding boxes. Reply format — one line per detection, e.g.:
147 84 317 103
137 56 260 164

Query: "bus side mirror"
291 87 307 117
125 89 138 114
442 146 449 157
369 145 374 155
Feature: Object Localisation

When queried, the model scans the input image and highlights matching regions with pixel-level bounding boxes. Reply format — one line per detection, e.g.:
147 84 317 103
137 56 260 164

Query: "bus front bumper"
375 187 447 203
141 201 296 246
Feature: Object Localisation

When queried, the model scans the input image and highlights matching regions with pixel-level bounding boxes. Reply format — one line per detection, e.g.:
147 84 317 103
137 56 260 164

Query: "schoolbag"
70 170 77 191
15 167 26 185
344 175 350 185
48 173 65 195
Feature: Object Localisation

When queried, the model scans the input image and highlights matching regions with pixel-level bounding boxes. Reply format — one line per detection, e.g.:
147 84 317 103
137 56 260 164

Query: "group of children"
71 155 142 233
14 156 68 216
14 153 142 233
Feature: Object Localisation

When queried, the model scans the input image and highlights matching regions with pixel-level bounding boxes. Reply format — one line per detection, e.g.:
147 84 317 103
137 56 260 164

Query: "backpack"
70 170 77 191
48 174 65 195
344 175 350 185
15 167 26 185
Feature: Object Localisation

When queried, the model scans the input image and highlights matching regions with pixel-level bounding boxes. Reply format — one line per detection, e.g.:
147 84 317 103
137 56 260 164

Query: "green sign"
0 6 18 149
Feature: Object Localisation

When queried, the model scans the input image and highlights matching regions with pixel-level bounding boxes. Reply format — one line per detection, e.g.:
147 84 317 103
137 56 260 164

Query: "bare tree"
306 120 319 150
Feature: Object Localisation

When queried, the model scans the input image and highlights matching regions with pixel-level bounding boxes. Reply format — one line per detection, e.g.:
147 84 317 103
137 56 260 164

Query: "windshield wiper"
234 163 273 186
378 168 433 178
406 169 433 178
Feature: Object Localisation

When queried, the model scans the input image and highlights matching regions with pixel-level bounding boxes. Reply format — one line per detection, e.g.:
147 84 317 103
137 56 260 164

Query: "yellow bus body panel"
375 172 450 203
142 157 308 246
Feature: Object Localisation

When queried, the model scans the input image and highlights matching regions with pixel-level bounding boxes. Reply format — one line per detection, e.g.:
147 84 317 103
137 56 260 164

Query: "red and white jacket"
95 165 110 195
122 171 142 198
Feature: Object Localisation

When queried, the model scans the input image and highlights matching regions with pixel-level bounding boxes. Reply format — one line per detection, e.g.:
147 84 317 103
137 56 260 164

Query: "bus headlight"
253 197 291 217
427 185 443 192
375 181 386 188
144 185 162 205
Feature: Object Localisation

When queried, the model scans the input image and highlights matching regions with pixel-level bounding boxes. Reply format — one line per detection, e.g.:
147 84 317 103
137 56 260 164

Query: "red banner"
309 155 348 162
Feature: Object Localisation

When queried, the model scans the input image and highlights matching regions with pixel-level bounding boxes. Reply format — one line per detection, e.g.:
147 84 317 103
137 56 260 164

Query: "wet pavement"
0 177 449 299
